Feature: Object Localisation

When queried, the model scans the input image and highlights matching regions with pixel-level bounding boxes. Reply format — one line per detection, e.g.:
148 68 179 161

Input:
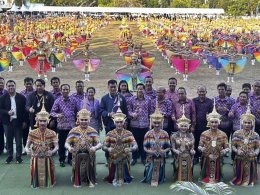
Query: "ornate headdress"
150 98 164 124
177 105 191 127
36 98 50 122
207 98 221 126
77 95 91 120
241 99 255 124
112 95 126 122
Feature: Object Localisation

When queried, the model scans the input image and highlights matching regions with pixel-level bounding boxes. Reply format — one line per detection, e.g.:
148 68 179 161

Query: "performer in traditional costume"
5 40 15 72
26 41 50 80
230 102 260 186
141 102 171 187
116 53 152 91
103 107 138 186
72 42 101 81
65 99 102 188
25 101 58 189
219 50 247 83
171 108 195 182
198 99 229 183
48 41 64 73
171 51 200 81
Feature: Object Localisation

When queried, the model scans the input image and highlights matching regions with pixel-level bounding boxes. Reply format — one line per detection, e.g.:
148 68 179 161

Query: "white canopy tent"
27 6 224 15
20 4 30 12
7 3 19 12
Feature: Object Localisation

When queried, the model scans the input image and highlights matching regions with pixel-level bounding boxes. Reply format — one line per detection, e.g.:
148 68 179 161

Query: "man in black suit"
0 80 27 164
26 79 55 130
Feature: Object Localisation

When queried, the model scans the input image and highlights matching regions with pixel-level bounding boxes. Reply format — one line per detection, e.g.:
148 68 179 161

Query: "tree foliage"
14 0 260 15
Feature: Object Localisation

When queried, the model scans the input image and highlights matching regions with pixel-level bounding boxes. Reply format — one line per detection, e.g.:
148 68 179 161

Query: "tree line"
14 0 260 16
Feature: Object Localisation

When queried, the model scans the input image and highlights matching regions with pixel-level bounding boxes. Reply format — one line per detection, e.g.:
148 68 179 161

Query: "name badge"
211 140 216 147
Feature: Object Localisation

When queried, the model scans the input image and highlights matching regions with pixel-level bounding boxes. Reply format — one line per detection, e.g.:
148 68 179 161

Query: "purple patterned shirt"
249 92 260 123
165 89 178 104
229 102 247 131
50 96 79 130
20 89 35 98
70 92 86 108
121 92 133 105
128 95 155 128
50 89 62 100
214 96 234 119
144 89 157 100
158 98 173 129
173 98 196 128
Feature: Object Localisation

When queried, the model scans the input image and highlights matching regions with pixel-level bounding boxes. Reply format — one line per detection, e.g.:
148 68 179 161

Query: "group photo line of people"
0 75 260 188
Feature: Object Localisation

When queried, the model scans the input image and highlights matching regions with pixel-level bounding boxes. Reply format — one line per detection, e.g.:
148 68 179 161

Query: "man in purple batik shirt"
165 77 178 104
50 84 79 167
157 86 173 133
172 87 196 132
226 85 236 105
144 76 156 100
70 80 86 107
128 83 155 166
228 91 248 131
20 77 35 98
214 82 235 141
50 77 62 100
0 77 7 155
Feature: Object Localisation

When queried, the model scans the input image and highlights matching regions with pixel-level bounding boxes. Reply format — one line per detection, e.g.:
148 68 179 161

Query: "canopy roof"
26 6 224 15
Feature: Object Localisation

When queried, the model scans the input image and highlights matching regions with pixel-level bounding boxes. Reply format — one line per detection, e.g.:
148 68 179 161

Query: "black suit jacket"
0 93 27 126
26 90 55 128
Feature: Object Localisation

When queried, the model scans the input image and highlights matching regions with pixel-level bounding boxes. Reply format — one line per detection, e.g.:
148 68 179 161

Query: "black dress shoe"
141 159 146 166
22 152 27 156
60 161 65 167
5 156 13 164
16 157 23 164
130 159 137 166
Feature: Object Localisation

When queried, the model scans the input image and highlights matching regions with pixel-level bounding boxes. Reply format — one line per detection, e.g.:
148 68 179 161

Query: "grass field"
0 20 260 195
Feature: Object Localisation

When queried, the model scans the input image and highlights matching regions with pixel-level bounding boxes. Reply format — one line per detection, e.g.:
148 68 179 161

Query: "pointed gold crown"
36 98 50 121
241 99 255 123
78 95 91 119
177 105 191 125
112 95 126 122
150 98 164 122
207 98 221 122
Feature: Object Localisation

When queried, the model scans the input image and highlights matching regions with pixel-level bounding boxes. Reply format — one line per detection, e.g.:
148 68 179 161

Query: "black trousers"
3 120 23 158
58 129 72 162
22 126 29 148
194 130 203 159
0 123 5 153
255 124 260 159
130 127 148 161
